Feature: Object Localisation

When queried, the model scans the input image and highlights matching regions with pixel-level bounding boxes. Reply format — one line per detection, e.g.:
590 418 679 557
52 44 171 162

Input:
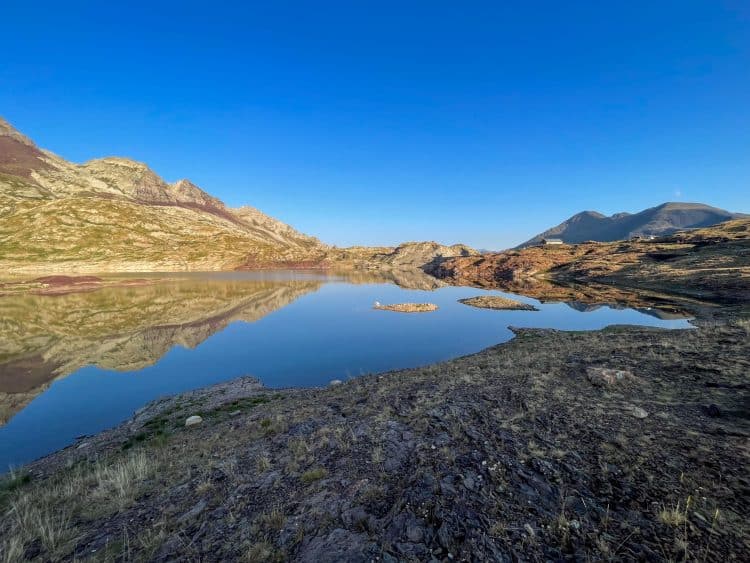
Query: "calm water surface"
0 271 691 470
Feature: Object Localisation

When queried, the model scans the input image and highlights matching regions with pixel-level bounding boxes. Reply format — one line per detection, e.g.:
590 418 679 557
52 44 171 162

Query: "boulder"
185 415 203 427
586 367 636 387
626 405 649 419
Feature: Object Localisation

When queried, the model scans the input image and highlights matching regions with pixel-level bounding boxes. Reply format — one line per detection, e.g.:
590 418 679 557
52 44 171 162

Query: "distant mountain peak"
0 116 37 147
84 156 153 171
519 202 745 247
172 178 198 189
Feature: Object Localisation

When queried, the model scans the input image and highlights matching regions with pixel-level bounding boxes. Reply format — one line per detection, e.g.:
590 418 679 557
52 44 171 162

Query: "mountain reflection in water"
0 271 692 469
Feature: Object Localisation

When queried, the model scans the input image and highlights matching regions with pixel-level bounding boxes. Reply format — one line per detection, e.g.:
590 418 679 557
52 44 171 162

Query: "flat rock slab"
458 295 538 311
373 303 438 313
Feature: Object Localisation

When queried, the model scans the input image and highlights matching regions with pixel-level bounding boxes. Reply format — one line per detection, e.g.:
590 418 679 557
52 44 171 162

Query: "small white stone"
185 415 203 427
329 379 343 386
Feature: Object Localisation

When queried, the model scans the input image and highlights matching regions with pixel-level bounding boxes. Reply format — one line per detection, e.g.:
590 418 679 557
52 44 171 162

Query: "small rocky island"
373 302 439 313
458 295 539 311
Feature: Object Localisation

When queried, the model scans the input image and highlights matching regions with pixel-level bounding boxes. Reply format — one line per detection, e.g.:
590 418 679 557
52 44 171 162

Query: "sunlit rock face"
0 117 327 274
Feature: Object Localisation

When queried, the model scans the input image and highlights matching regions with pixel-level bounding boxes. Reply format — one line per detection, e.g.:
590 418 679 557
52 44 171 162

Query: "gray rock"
406 523 424 543
437 522 453 549
705 403 722 417
341 505 369 528
298 528 371 563
462 473 477 491
626 405 649 419
587 367 636 386
185 415 203 427
433 432 451 447
178 499 207 523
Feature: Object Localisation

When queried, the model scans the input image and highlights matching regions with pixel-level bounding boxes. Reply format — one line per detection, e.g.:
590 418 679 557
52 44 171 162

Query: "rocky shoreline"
431 218 750 305
2 308 748 561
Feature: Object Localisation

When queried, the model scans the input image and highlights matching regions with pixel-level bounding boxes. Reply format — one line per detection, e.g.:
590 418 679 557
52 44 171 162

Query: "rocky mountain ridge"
0 118 480 274
0 117 325 273
435 217 750 303
519 202 745 247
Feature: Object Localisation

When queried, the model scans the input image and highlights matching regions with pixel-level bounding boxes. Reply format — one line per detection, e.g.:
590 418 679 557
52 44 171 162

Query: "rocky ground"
1 309 748 562
432 218 750 305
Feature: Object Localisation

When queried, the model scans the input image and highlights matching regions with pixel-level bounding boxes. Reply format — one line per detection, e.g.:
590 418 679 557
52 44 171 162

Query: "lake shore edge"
2 309 748 561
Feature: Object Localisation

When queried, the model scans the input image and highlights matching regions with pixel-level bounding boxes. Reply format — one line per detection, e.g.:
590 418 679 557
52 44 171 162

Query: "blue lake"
0 271 691 470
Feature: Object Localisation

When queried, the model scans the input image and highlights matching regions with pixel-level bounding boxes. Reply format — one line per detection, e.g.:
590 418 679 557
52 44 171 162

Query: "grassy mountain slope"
0 117 325 273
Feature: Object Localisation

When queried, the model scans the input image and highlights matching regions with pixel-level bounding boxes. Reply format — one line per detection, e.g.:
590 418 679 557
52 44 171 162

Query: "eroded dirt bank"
2 316 748 561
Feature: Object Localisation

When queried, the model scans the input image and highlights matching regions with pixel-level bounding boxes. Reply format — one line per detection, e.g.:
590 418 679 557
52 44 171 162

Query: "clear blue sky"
2 1 748 249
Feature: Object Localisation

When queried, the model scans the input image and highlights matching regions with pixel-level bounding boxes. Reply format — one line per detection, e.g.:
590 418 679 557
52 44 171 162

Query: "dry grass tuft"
288 438 309 460
300 467 328 484
243 541 283 562
658 499 689 526
256 454 272 473
91 451 156 509
0 451 158 560
255 507 286 532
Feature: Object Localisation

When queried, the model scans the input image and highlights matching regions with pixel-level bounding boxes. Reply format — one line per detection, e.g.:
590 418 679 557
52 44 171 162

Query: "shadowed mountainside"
518 202 745 247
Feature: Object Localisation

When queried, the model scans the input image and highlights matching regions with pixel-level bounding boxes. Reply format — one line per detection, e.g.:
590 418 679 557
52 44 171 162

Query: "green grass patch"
211 394 272 415
301 467 328 484
121 395 275 450
0 471 31 506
